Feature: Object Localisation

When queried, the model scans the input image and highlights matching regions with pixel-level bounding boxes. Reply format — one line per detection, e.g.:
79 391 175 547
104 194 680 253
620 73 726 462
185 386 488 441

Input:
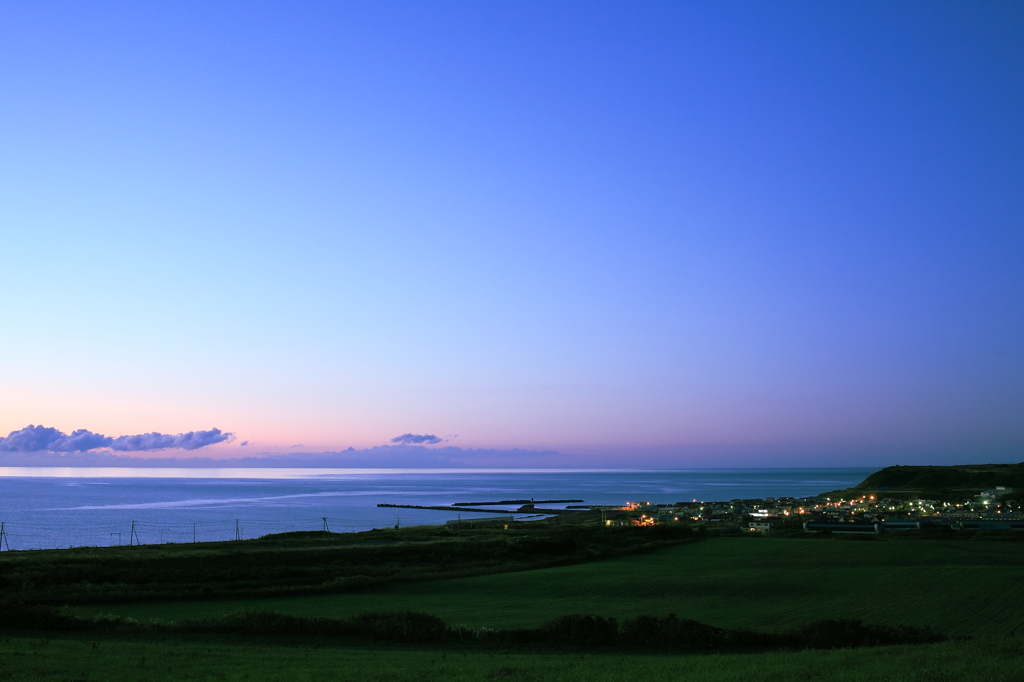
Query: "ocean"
0 467 872 550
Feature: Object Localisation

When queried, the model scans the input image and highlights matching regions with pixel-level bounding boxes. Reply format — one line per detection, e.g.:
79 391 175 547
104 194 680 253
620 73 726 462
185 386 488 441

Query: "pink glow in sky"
1 3 1022 468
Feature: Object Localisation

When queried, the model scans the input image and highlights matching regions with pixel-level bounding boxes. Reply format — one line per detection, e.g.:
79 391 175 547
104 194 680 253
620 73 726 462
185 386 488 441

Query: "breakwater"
377 503 574 515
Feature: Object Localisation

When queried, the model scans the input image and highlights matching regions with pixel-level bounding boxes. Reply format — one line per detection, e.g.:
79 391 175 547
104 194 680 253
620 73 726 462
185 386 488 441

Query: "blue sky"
1 1 1022 467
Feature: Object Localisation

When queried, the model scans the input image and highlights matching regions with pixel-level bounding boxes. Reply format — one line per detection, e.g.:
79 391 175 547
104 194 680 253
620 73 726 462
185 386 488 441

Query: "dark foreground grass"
83 536 1024 637
2 634 1022 682
0 524 699 606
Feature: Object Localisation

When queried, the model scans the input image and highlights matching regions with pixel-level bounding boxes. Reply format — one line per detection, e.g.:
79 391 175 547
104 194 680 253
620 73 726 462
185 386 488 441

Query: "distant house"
978 487 1014 499
747 522 773 534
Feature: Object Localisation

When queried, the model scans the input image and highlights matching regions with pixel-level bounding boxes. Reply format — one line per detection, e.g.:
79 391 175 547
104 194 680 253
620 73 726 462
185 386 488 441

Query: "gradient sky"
1 1 1022 467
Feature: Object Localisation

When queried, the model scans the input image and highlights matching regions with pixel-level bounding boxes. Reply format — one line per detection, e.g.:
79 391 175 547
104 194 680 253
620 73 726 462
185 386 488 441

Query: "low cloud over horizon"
390 433 442 445
0 425 234 452
0 438 560 469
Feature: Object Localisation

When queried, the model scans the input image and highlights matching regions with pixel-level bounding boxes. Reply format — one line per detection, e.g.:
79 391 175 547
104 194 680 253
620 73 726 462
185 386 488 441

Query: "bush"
621 613 731 649
347 610 450 642
786 619 945 648
539 614 619 646
0 603 91 632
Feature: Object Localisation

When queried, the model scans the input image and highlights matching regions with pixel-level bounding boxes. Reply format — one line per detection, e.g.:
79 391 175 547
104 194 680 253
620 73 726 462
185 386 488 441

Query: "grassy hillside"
2 633 1022 682
79 536 1024 638
8 532 1024 681
847 463 1024 498
0 523 697 605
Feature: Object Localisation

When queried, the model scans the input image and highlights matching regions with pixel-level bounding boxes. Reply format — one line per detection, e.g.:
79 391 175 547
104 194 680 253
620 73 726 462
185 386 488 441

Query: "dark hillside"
853 463 1024 493
0 523 698 606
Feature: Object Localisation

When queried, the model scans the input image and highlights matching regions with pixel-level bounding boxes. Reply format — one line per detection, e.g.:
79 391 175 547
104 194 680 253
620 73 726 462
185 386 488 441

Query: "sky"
1 1 1022 468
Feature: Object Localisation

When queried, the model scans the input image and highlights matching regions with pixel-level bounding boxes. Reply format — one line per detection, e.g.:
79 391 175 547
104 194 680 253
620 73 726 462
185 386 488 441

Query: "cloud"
0 425 233 452
390 433 442 445
54 429 112 451
0 425 70 451
108 429 234 451
240 440 249 446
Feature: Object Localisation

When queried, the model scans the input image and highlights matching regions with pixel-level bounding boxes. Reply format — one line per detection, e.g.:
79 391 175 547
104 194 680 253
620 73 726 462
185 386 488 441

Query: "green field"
0 524 696 606
3 634 1023 682
79 536 1024 637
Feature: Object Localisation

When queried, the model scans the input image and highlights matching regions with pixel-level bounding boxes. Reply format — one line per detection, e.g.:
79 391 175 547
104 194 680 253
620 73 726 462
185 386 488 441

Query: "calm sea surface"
0 467 872 550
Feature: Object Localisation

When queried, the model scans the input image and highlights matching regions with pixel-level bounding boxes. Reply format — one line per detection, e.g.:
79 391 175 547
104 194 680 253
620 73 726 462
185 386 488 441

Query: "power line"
0 514 387 549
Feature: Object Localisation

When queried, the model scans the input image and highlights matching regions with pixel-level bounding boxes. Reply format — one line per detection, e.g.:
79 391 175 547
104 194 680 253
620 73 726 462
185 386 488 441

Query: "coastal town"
379 482 1024 534
604 486 1024 534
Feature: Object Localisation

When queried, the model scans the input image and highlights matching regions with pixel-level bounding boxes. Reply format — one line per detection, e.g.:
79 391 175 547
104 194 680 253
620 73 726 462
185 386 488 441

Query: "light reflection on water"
0 467 597 479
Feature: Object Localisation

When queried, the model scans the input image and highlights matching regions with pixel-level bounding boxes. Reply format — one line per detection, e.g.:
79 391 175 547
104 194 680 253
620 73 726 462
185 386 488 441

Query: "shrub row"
0 604 946 651
519 613 945 649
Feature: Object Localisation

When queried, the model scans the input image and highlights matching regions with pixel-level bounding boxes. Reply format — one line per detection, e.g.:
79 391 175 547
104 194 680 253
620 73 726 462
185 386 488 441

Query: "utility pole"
160 528 171 544
130 521 141 546
0 522 10 551
321 517 330 535
234 519 241 541
193 523 197 544
110 532 122 546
